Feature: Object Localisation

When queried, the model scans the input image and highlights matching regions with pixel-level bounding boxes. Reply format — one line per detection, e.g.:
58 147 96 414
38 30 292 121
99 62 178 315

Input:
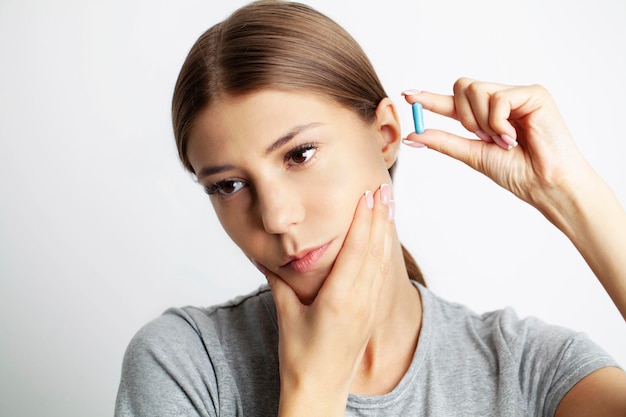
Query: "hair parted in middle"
172 0 425 285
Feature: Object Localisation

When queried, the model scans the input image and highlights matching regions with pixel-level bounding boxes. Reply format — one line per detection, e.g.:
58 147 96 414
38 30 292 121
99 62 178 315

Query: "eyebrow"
196 164 236 179
196 122 323 179
264 122 323 155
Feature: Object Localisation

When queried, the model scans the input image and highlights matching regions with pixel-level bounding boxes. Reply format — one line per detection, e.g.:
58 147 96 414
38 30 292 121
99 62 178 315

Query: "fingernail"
491 135 512 150
401 89 421 96
402 138 427 148
387 200 396 221
365 190 374 209
475 130 493 143
501 134 518 148
380 183 391 204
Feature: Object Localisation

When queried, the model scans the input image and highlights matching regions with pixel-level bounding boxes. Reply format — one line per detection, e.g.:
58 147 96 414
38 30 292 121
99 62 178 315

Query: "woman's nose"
257 183 305 234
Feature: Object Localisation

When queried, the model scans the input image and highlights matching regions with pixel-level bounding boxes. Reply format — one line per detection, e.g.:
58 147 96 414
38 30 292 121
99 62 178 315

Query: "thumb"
264 269 302 319
403 129 488 173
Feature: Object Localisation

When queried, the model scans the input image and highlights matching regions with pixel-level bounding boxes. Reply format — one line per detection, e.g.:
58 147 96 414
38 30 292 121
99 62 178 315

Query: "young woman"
115 1 626 416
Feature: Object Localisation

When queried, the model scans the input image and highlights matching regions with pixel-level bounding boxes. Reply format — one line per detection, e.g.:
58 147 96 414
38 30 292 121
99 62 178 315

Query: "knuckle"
530 83 546 93
453 77 472 93
369 241 384 260
530 83 550 100
322 293 344 315
490 90 507 106
346 237 368 257
351 297 371 321
460 118 478 133
378 258 390 276
373 200 388 218
465 80 483 98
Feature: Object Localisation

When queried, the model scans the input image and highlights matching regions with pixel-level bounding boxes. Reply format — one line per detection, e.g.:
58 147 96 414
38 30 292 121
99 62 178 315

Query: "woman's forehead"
191 90 353 145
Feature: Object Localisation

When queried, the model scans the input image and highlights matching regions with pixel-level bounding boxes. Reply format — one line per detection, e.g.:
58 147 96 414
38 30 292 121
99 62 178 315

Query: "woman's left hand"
403 79 626 414
403 78 626 321
402 78 589 211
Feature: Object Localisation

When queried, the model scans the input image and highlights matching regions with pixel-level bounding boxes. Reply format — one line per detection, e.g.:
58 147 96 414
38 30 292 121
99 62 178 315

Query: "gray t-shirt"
115 282 618 416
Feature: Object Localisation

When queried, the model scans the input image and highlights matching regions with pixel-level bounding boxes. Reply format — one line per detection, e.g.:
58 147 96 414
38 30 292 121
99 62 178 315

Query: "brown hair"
172 0 425 286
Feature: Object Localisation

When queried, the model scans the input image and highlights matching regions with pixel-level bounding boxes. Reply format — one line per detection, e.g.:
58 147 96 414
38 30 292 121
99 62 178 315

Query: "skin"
187 91 398 304
187 90 422 412
187 81 626 416
404 79 626 417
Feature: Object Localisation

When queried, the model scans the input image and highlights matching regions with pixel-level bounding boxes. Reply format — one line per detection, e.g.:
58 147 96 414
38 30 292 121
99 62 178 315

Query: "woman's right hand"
265 185 395 417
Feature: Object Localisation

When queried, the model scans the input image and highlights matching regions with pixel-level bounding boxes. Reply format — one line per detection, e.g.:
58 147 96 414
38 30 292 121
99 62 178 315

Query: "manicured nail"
402 138 427 148
491 135 512 150
401 89 421 96
475 130 493 143
387 200 396 221
380 183 391 204
501 134 518 148
365 190 374 209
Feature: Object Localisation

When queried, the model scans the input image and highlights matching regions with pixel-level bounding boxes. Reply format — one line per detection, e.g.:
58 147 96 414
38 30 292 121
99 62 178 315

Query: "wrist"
532 160 626 317
529 160 601 235
278 383 348 417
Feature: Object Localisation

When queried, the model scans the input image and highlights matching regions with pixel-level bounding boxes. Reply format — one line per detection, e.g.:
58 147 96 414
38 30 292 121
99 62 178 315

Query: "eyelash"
285 142 318 167
204 142 319 197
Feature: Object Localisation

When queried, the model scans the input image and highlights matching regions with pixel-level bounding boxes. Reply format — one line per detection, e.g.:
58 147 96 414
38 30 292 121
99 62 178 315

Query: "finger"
404 129 496 173
323 185 393 297
474 130 494 143
453 78 483 134
402 90 456 119
360 186 394 304
402 78 510 122
265 268 302 318
320 190 374 297
457 79 520 139
490 84 551 134
404 80 520 141
322 185 393 318
361 185 394 287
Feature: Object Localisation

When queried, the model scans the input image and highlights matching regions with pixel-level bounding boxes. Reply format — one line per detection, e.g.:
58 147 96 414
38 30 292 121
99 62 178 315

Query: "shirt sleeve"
114 311 220 417
499 311 620 417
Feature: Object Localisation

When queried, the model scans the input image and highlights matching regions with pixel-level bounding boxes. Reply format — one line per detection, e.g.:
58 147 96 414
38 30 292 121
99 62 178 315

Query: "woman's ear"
374 97 402 169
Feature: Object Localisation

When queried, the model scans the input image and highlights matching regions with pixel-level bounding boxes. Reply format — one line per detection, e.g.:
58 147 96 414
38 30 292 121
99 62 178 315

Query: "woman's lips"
283 242 332 274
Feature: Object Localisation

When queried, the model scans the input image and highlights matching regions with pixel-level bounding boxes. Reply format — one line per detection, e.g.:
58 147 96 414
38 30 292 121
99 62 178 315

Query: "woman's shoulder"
416 283 619 415
421 286 616 387
418 282 616 369
116 285 279 416
129 284 276 352
419 282 574 340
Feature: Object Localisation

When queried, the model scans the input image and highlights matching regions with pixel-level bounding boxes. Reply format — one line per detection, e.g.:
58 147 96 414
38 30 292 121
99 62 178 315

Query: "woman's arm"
539 151 626 319
554 366 626 417
402 79 626 416
402 79 626 319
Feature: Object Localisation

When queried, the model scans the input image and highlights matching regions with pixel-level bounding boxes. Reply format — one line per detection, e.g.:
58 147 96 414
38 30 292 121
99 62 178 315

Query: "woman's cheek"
213 197 256 249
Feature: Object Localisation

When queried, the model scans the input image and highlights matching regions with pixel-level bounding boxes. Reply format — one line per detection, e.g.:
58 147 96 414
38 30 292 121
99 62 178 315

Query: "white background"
1 1 624 416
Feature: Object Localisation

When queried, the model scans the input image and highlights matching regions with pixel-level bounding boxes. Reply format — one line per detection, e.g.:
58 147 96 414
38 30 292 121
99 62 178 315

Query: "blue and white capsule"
412 102 425 134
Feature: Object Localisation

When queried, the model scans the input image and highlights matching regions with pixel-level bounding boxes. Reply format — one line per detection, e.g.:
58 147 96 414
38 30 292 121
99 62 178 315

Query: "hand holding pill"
399 79 586 210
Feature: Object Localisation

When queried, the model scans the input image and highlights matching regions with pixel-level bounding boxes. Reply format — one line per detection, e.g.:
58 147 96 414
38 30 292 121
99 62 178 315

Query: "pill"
412 102 425 134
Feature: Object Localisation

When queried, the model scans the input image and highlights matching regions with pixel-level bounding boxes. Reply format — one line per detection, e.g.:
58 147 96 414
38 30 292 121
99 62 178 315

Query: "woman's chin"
287 267 332 305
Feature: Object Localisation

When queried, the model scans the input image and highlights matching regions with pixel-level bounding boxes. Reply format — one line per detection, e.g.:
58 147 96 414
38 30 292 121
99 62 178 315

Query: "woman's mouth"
282 242 332 274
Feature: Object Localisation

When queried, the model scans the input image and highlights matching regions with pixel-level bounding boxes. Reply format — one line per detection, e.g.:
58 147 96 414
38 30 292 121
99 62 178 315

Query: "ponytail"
402 243 426 287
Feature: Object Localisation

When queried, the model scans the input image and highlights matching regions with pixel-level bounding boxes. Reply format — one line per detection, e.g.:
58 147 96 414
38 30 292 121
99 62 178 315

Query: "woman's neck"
350 235 423 396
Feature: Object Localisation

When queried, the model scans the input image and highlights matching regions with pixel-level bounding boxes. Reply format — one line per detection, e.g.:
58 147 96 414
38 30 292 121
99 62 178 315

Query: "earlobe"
375 97 402 169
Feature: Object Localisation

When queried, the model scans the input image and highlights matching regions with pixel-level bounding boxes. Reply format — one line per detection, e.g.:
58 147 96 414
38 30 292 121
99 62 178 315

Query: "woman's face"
187 89 399 304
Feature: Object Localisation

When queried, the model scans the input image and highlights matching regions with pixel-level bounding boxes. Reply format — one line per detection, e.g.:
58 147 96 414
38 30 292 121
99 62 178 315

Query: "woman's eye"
205 180 246 196
286 144 317 166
